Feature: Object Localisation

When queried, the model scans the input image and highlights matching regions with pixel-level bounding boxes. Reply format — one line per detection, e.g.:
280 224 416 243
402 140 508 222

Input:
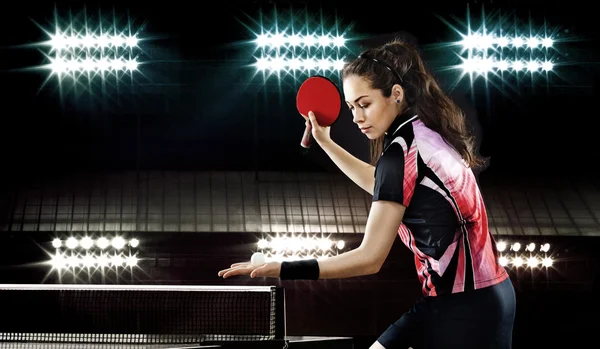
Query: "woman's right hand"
303 111 332 145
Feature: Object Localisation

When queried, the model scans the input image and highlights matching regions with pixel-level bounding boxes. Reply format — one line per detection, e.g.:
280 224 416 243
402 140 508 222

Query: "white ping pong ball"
251 252 266 265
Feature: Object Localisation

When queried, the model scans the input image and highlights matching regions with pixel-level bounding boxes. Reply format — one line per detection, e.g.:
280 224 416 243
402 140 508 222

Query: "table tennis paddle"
296 76 342 148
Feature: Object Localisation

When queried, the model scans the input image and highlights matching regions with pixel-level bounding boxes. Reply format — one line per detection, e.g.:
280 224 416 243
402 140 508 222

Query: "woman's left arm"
317 200 405 279
218 200 405 280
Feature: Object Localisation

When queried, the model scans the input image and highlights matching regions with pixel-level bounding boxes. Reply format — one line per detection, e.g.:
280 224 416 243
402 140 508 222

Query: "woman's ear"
392 84 404 104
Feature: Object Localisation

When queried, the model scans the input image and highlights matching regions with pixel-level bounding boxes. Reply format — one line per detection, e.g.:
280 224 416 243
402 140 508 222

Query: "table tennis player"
219 39 516 349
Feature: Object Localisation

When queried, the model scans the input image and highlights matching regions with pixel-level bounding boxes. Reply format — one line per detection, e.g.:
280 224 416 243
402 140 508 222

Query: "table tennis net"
0 285 284 344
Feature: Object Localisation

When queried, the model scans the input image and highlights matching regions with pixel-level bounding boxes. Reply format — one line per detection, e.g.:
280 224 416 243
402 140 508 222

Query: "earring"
396 99 401 104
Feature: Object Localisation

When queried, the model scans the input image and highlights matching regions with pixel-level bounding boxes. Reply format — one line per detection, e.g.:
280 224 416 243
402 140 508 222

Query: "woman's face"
342 75 402 139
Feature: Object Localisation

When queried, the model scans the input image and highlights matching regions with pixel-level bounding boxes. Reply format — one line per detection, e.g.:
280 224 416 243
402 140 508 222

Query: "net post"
274 286 286 340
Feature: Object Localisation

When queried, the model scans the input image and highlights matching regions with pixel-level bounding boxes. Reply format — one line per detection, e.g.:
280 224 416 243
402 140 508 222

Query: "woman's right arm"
320 140 375 196
305 111 375 195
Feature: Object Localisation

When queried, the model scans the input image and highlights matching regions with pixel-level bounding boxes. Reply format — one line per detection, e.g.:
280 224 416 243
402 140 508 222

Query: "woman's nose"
352 110 364 124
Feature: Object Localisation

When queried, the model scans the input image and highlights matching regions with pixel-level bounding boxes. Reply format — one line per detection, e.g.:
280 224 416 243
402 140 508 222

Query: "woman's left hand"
218 261 282 279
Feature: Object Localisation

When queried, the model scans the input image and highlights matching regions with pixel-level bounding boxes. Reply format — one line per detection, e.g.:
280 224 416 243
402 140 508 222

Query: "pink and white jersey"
373 114 508 297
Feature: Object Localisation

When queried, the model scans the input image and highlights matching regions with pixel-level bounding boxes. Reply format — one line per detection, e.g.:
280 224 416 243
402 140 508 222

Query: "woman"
219 39 515 349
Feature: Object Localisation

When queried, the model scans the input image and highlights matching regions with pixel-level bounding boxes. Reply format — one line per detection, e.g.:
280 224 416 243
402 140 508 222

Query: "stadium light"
253 33 347 75
34 8 147 90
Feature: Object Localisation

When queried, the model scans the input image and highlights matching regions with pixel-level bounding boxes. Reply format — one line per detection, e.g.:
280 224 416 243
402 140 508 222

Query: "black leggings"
377 277 516 349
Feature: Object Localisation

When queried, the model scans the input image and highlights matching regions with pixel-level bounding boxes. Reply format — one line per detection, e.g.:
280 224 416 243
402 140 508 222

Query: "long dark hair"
342 39 484 169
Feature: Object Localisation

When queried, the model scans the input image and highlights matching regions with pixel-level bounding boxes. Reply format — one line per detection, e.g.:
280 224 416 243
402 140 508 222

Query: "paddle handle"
300 122 312 148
